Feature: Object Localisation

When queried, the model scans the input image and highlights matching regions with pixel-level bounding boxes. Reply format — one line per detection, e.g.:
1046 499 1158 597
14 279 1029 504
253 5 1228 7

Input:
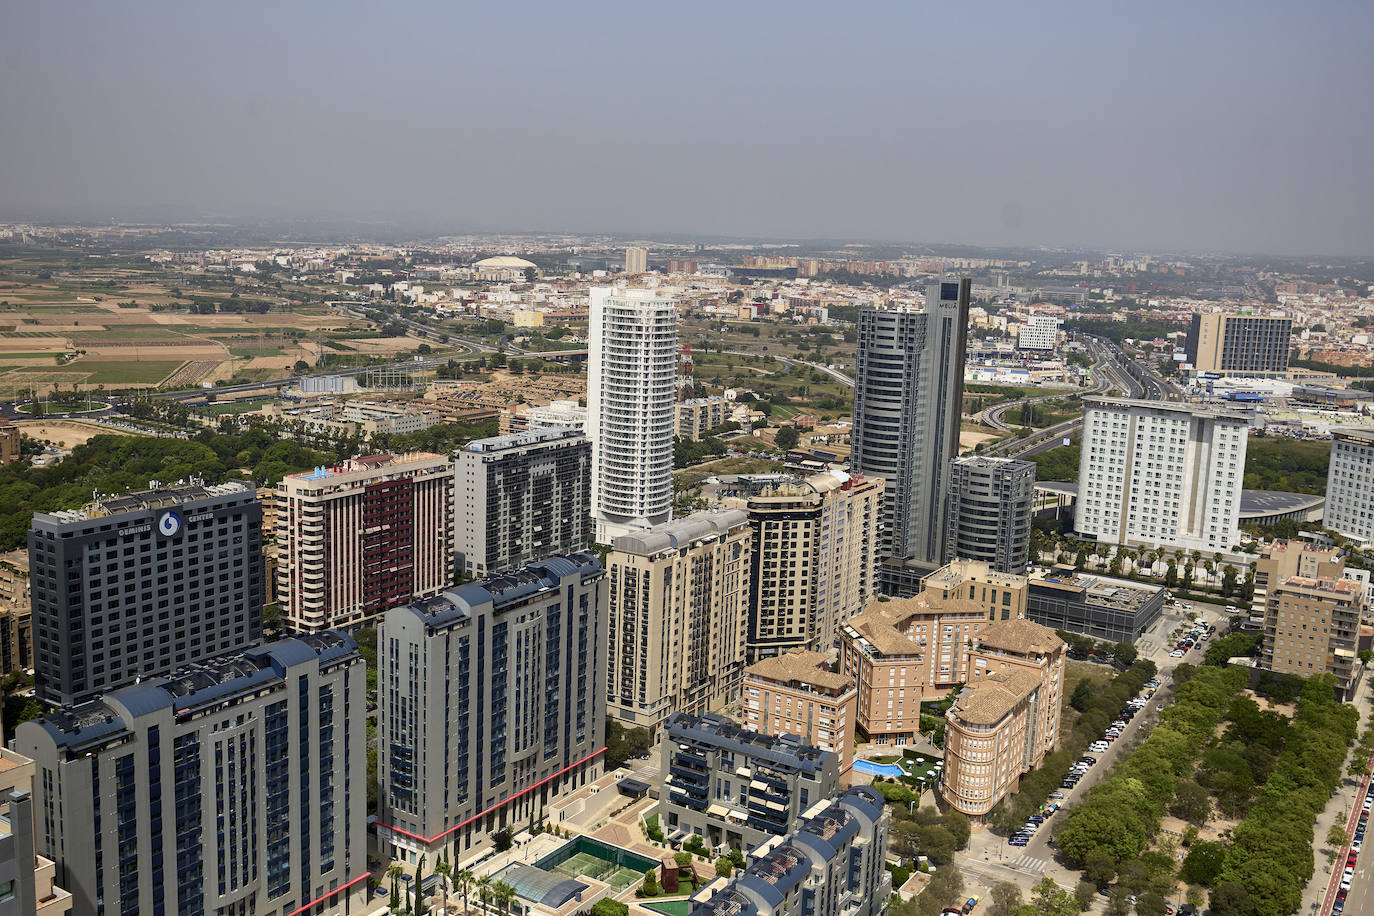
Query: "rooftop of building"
283 451 448 483
665 712 831 771
1275 575 1365 599
474 256 537 269
695 787 883 916
975 617 1064 657
1333 428 1374 444
1084 395 1251 422
36 478 254 525
459 426 584 454
1261 538 1343 559
402 553 603 629
1033 482 1327 520
1031 565 1162 612
922 557 1026 591
951 454 1036 472
745 649 854 695
841 609 924 660
29 632 358 752
612 510 749 557
950 667 1045 726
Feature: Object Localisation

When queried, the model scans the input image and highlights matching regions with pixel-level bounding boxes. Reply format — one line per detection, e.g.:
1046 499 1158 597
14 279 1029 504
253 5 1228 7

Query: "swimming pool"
852 759 906 778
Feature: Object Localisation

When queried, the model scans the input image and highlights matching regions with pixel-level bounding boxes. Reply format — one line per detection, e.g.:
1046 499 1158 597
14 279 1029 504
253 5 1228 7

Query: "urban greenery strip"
1209 676 1357 916
1056 665 1248 870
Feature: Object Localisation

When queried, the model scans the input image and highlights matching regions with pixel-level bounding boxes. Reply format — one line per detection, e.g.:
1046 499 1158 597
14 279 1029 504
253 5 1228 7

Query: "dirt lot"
15 419 142 447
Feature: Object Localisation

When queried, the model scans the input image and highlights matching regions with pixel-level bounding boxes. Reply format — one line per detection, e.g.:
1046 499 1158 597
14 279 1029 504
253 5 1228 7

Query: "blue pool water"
853 759 906 778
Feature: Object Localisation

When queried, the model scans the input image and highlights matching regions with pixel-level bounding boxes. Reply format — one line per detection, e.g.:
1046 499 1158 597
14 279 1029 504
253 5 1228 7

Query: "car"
1009 836 1028 846
1349 852 1358 867
1225 605 1238 613
1028 815 1045 824
1046 804 1060 814
1354 838 1363 853
1171 649 1185 658
1081 756 1098 764
1341 876 1352 891
1049 791 1065 800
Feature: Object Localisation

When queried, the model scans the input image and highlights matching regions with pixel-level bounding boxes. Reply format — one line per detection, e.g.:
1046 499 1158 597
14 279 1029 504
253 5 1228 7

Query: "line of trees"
1057 665 1248 881
986 659 1157 834
1208 675 1358 916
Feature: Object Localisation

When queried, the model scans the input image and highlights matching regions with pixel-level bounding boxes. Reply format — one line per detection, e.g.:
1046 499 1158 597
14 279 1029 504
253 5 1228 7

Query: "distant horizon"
2 211 1370 265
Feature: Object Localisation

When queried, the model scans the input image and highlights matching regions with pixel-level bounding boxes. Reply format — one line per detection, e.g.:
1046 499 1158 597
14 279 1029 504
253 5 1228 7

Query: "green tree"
641 869 659 897
1135 891 1167 916
988 881 1023 916
1169 780 1212 825
775 425 800 451
1075 881 1095 912
1180 840 1225 887
714 857 733 878
1209 881 1253 916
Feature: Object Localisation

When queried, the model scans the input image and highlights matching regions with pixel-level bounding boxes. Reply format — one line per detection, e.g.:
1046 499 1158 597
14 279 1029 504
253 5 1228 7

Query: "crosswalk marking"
1008 855 1046 872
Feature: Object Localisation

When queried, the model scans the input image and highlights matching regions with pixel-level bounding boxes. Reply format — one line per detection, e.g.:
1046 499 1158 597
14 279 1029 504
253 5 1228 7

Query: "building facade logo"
157 510 182 537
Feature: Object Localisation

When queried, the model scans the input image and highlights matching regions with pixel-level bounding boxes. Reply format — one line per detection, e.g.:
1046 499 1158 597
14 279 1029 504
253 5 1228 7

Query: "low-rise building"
676 398 730 440
689 787 890 916
0 551 32 675
1026 565 1165 642
1262 575 1364 699
939 619 1066 824
659 712 839 854
741 650 858 777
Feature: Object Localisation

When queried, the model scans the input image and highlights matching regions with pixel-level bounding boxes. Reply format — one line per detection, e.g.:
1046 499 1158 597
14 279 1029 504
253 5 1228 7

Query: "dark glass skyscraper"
851 279 970 595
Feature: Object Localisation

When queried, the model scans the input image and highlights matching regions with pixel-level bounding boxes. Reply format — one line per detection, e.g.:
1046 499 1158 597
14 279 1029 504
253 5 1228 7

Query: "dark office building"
1026 565 1166 642
852 280 970 595
28 480 263 706
945 456 1036 573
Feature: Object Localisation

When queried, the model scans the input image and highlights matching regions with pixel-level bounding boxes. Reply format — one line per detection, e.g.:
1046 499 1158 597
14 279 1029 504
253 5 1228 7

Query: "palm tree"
476 875 491 915
434 861 452 913
494 881 518 916
456 869 473 916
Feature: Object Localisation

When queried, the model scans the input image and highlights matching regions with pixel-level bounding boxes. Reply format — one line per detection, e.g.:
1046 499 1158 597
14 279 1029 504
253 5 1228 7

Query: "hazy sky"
3 1 1371 255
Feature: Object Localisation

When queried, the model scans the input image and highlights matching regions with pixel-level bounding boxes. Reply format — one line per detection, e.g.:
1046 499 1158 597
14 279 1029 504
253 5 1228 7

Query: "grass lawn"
69 326 190 340
196 397 275 416
644 901 692 916
674 455 784 489
74 360 187 384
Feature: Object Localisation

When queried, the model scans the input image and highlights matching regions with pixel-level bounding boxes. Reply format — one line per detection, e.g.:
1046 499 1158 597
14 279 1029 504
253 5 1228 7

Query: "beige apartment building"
675 397 729 440
0 420 18 465
0 735 72 915
1252 540 1344 616
0 551 33 674
605 510 753 736
1262 575 1364 699
939 618 1066 824
743 649 859 777
747 471 883 661
277 452 454 631
838 559 1030 744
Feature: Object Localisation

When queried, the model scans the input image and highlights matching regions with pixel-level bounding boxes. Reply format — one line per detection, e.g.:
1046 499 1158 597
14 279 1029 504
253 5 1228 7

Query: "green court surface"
645 900 692 916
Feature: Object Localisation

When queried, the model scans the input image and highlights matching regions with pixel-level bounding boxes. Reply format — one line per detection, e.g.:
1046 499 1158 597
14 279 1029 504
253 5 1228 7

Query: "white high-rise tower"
588 286 678 541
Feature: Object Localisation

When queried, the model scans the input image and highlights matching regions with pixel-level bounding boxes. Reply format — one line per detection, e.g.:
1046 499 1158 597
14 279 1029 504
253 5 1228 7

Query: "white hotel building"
588 286 678 542
1074 397 1248 554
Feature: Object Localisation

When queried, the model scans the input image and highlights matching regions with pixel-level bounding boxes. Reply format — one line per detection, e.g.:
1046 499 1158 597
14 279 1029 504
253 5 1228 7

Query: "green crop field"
72 360 187 384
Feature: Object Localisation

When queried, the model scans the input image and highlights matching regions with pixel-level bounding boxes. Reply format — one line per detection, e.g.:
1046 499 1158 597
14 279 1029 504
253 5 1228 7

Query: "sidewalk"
1300 668 1371 916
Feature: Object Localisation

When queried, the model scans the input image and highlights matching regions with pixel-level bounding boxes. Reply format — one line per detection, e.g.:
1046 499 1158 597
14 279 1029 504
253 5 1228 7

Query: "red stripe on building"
285 872 370 916
375 746 608 845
